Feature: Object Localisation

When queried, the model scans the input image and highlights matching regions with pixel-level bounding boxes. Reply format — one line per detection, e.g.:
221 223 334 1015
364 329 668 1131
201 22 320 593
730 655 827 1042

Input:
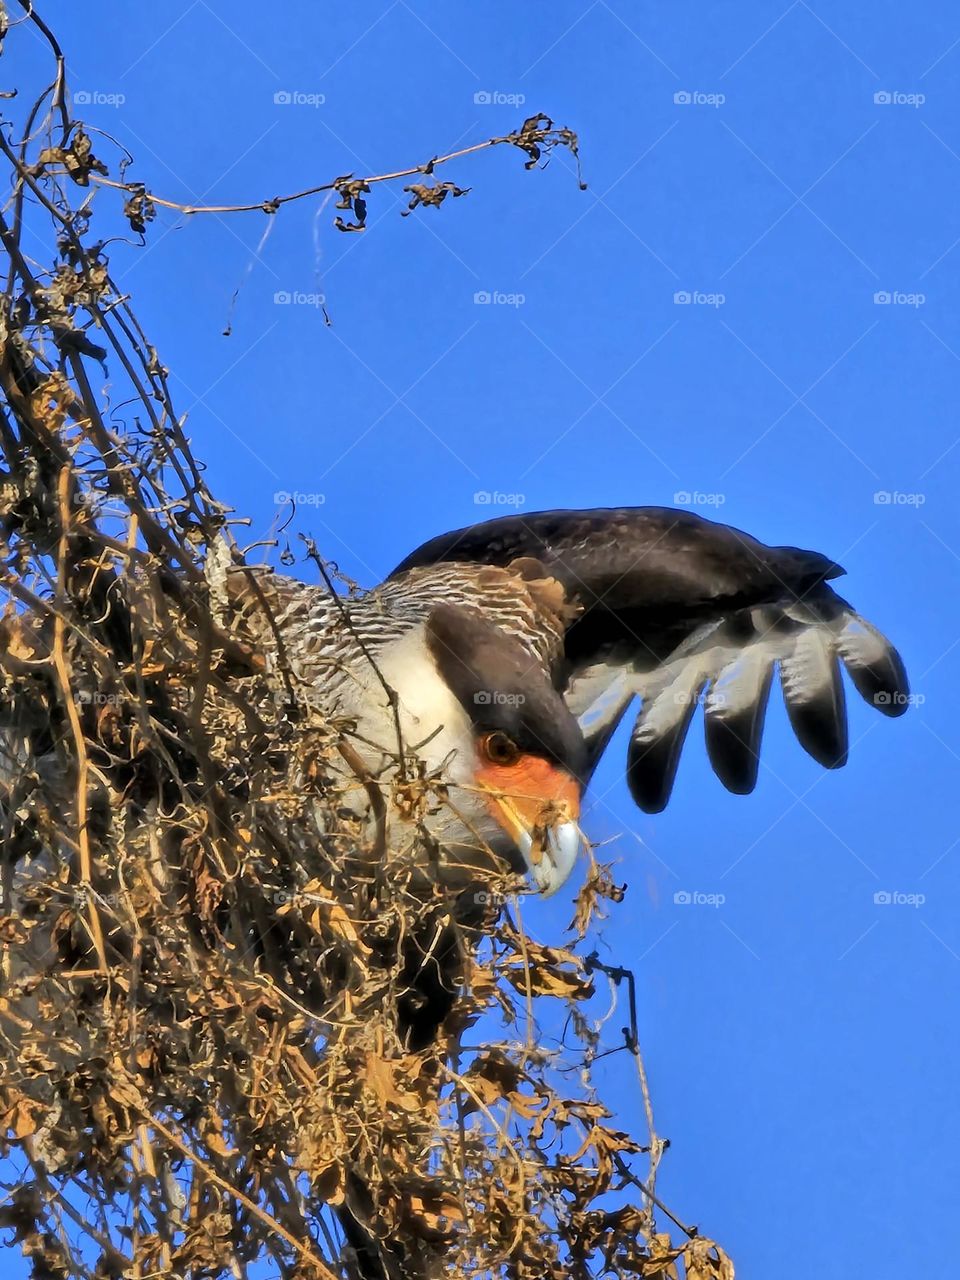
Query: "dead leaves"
566 1114 645 1197
578 1214 734 1280
0 1185 44 1244
275 882 374 975
569 858 626 939
0 700 736 1280
400 180 471 216
461 1050 644 1200
403 1184 464 1241
513 113 586 187
465 1048 549 1124
35 127 108 186
683 1237 736 1280
363 1051 425 1114
500 926 595 1001
123 185 156 235
333 176 370 232
632 1236 735 1280
0 1088 45 1139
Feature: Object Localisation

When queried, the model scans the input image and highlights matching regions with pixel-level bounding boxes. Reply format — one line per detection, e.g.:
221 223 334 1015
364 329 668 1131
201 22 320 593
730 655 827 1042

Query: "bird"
1 506 911 1280
232 505 909 902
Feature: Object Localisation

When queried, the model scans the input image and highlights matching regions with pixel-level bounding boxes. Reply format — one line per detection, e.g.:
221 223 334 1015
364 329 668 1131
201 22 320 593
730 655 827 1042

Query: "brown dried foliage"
0 5 733 1278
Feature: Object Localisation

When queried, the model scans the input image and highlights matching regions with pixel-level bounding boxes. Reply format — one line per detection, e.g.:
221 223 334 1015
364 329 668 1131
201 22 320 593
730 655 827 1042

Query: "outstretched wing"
391 507 909 811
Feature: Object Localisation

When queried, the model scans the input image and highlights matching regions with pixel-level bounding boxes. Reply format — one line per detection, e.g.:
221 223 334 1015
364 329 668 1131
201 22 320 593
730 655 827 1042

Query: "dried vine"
0 5 732 1278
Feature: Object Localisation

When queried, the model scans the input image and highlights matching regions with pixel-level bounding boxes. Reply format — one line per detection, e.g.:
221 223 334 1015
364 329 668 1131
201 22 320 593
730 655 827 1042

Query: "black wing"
391 507 909 811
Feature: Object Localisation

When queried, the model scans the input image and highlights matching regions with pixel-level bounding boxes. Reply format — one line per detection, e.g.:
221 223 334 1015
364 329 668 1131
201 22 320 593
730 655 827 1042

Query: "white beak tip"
518 821 581 897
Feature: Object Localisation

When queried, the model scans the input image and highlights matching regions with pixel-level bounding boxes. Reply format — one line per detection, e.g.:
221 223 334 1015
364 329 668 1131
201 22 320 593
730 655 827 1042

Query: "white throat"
349 627 475 785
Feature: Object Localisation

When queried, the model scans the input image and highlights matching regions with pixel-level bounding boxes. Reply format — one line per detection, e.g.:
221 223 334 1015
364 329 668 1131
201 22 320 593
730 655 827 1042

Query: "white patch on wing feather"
635 659 706 741
780 630 834 706
567 663 632 730
835 615 888 670
707 648 769 718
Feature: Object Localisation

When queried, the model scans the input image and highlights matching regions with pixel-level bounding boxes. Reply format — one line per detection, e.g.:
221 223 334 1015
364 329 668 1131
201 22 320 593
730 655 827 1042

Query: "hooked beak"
477 758 582 897
515 821 581 896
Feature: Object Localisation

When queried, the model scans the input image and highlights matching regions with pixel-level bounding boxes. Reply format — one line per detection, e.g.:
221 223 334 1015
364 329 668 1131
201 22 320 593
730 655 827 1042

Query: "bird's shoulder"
374 558 576 671
224 558 574 672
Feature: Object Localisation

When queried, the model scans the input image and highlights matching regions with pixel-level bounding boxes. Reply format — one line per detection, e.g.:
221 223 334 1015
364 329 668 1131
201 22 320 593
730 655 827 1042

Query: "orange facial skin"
476 754 581 858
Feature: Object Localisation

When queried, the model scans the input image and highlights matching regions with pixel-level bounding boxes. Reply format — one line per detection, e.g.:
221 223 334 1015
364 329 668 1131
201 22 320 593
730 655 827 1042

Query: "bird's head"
424 604 586 895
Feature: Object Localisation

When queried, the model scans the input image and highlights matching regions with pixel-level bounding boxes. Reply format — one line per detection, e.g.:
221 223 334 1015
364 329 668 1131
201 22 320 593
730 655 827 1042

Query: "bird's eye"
481 731 521 766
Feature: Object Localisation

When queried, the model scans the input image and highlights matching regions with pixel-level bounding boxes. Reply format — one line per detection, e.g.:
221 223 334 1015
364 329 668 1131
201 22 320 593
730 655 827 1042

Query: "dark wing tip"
871 642 910 717
626 749 673 814
626 700 698 815
703 654 775 796
704 715 763 794
836 617 910 718
782 689 849 769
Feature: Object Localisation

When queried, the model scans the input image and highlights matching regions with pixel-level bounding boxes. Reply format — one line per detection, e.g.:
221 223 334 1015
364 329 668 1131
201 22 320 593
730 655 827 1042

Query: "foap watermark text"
275 290 326 307
873 490 925 506
274 490 325 506
874 90 925 107
74 89 126 107
674 90 726 107
274 90 325 107
674 890 726 907
474 290 525 307
474 490 525 507
474 91 526 106
474 691 526 707
874 290 925 307
674 490 726 506
675 290 725 307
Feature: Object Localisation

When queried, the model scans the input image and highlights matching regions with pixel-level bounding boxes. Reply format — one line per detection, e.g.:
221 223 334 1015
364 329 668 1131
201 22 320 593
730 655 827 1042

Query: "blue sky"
12 3 960 1275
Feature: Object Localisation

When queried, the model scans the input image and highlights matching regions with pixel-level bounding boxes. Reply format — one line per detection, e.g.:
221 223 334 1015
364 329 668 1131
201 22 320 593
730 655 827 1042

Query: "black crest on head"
425 604 585 778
